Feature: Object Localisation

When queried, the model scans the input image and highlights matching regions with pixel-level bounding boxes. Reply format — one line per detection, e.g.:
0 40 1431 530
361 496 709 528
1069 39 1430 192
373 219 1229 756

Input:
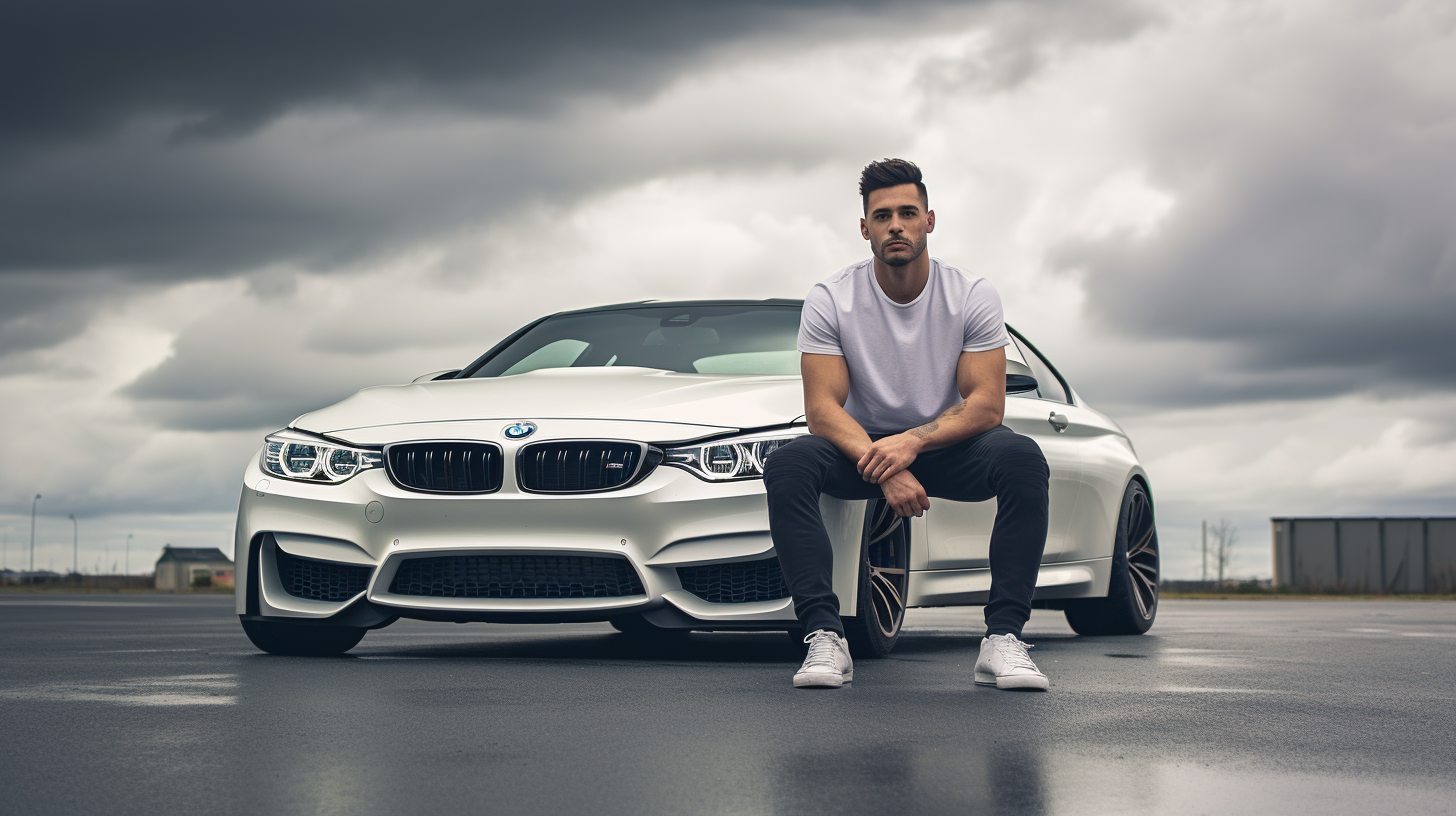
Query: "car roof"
456 299 808 378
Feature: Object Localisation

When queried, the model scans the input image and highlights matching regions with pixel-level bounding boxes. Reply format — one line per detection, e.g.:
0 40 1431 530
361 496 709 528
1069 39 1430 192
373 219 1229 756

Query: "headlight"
260 430 383 484
663 429 807 482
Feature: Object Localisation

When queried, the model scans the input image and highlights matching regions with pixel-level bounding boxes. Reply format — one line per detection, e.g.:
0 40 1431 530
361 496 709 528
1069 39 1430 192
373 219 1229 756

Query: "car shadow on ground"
347 630 807 664
314 629 1086 664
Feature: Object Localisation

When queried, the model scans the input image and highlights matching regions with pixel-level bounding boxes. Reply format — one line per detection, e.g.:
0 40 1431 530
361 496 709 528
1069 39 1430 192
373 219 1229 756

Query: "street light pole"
69 514 78 576
126 533 133 576
30 494 41 573
1201 519 1208 584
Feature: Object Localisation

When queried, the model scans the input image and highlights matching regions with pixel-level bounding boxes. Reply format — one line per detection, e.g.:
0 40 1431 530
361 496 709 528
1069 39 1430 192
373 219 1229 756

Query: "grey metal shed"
154 546 234 591
1271 517 1456 593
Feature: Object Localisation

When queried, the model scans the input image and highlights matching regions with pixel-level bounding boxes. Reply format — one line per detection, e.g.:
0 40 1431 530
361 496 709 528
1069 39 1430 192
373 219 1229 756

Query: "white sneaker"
793 629 853 689
975 633 1049 690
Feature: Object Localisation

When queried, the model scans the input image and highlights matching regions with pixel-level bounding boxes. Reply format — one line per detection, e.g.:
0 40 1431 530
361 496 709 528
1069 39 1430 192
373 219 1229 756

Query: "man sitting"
764 158 1052 691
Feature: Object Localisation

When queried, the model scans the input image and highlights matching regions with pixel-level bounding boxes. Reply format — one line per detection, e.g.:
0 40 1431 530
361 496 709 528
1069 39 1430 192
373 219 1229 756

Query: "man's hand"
857 432 923 484
881 470 930 518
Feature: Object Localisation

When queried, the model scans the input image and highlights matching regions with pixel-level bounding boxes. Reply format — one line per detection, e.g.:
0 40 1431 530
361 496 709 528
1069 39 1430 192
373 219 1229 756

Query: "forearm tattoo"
909 401 968 439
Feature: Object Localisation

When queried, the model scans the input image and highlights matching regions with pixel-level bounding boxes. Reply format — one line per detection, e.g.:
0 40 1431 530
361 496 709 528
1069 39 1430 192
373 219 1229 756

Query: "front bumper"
234 452 865 628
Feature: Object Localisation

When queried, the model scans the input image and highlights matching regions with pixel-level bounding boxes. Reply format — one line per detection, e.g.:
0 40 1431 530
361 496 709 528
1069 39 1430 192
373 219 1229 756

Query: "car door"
922 333 1086 569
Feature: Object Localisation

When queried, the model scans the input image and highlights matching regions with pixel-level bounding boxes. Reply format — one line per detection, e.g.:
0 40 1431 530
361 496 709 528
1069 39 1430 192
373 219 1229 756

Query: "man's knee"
988 432 1049 483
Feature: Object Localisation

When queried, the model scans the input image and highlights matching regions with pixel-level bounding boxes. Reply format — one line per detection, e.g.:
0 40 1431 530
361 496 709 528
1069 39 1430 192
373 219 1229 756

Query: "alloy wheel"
1125 488 1159 619
865 500 910 638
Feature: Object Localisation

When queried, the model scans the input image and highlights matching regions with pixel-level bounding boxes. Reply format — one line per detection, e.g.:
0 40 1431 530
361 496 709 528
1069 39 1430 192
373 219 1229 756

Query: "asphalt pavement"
1 595 1453 815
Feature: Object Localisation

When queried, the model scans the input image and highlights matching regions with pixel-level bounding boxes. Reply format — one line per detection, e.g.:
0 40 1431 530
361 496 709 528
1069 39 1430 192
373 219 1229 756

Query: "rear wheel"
241 619 367 656
1064 480 1159 636
844 499 910 658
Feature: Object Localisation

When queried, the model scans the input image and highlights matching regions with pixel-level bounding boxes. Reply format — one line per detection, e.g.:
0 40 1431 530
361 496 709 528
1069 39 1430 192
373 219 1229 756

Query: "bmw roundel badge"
502 421 537 440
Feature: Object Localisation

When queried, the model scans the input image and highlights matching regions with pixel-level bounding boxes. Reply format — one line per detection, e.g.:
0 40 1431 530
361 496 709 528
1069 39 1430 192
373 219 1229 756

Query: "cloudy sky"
3 0 1453 579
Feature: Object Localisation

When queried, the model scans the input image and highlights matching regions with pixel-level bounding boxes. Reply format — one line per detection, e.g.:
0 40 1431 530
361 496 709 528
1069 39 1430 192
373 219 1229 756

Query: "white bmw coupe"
235 300 1158 656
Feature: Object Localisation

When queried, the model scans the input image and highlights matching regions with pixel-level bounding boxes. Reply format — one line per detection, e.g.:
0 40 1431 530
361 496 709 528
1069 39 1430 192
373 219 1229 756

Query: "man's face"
860 183 934 268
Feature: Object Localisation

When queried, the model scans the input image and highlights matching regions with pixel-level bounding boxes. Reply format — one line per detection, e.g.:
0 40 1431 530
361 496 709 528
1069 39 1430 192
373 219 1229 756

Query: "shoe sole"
975 670 1048 690
793 670 853 689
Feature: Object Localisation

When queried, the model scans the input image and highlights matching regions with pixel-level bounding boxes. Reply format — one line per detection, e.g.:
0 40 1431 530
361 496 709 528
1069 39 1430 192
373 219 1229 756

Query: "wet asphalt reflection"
1 596 1453 815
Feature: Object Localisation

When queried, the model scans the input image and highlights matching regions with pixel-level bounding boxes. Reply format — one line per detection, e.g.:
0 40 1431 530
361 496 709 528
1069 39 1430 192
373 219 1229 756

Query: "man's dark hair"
859 158 927 214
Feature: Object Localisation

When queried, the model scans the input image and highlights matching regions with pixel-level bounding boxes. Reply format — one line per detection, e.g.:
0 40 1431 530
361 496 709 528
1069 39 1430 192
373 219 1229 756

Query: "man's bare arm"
800 353 873 462
801 353 930 517
856 346 1007 485
906 346 1007 450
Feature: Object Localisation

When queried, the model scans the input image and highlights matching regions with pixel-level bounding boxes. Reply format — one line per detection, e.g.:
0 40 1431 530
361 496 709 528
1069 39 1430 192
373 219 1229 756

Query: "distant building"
1272 517 1456 593
154 546 234 591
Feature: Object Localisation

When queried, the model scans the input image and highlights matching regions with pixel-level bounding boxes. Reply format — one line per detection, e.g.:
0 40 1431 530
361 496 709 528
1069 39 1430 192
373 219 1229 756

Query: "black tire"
843 499 911 658
241 619 367 656
1064 480 1159 636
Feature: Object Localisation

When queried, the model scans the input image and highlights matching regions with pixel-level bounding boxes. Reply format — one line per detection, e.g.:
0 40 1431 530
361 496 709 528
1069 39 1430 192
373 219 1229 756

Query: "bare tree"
1210 518 1238 585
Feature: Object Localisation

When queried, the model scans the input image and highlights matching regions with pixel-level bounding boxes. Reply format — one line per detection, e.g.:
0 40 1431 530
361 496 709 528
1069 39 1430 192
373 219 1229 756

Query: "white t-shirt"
797 257 1009 434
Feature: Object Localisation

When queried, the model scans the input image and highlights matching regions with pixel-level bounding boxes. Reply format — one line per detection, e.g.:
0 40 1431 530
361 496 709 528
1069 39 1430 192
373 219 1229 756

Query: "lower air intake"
389 555 646 598
275 549 373 602
677 558 790 603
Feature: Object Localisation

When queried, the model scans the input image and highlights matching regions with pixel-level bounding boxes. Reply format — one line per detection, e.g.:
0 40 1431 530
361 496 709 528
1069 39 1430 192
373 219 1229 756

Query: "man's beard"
874 237 926 267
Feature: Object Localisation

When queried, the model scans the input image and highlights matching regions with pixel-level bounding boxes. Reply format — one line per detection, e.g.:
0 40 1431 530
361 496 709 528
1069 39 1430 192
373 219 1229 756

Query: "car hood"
291 367 804 440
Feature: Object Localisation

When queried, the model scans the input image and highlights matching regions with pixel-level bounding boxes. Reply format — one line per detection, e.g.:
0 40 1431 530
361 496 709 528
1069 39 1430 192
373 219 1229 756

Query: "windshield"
467 305 803 378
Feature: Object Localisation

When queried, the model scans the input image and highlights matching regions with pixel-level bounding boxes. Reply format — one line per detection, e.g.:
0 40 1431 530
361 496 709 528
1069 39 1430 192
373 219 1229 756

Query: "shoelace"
802 631 841 668
992 635 1039 671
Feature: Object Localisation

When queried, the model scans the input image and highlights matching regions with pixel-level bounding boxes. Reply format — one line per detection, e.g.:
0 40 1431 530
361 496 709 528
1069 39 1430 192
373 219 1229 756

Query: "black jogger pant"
763 425 1050 639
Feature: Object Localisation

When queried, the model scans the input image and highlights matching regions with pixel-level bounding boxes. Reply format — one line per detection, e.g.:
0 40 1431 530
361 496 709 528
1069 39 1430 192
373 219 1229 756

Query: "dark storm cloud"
1054 8 1456 407
918 0 1158 93
0 0 1162 275
0 272 131 357
1 0 1017 358
119 305 405 432
0 0 956 151
0 111 837 360
0 0 789 275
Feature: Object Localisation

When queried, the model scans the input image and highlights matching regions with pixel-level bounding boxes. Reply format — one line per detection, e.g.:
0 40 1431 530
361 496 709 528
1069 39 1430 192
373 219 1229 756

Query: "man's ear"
926 210 935 233
860 217 870 240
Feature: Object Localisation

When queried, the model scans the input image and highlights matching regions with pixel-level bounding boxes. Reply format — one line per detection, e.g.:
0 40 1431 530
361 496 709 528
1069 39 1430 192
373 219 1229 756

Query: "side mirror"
411 369 461 384
1006 360 1038 395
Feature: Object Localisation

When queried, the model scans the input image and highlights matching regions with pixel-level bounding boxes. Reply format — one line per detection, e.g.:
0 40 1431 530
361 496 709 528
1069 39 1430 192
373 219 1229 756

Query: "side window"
1004 338 1029 367
1004 339 1035 401
1011 335 1070 404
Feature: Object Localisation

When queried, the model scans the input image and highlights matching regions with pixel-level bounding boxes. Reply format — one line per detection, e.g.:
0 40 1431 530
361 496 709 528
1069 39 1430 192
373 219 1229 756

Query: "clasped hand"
856 433 922 484
857 433 930 517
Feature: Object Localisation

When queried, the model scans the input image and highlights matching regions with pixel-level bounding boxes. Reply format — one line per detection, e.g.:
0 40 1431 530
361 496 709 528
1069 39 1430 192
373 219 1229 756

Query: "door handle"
1048 412 1069 432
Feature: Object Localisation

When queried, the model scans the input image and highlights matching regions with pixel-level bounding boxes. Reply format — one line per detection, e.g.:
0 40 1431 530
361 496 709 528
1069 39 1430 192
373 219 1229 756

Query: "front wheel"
1064 480 1159 635
843 499 911 658
241 619 367 656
